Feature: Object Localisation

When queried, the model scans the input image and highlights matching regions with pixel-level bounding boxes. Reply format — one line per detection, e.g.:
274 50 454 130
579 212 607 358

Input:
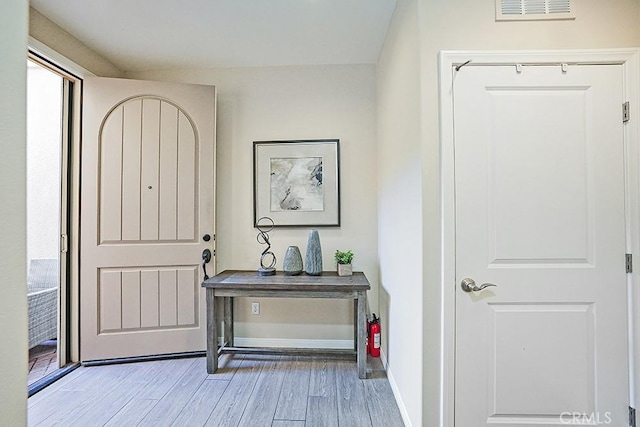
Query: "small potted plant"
335 250 354 276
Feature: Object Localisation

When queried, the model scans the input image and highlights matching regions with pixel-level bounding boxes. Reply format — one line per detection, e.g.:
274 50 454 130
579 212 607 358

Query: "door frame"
438 49 640 426
28 37 93 365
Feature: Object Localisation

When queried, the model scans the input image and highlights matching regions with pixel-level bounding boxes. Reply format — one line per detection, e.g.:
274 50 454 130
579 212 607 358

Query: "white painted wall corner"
381 349 413 427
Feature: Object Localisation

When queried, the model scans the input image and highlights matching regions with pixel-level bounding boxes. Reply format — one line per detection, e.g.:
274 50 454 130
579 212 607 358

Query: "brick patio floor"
28 340 58 386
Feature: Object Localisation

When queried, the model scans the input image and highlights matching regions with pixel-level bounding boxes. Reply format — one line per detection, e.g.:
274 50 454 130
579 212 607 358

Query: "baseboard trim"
221 346 356 359
382 349 413 427
232 337 354 349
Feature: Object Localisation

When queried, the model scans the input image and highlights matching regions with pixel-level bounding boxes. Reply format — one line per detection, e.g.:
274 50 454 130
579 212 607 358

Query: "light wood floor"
28 354 405 426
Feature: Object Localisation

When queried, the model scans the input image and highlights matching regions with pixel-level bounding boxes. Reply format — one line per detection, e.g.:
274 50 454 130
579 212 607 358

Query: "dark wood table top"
202 270 370 292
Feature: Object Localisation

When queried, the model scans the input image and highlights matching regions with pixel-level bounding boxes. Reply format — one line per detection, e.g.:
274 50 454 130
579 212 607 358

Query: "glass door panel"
26 59 63 386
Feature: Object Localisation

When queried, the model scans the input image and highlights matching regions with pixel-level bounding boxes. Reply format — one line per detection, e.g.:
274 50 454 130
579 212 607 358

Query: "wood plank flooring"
28 355 404 426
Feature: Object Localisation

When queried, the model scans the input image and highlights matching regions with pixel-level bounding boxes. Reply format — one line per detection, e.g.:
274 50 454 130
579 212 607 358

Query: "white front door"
454 64 629 426
81 77 216 361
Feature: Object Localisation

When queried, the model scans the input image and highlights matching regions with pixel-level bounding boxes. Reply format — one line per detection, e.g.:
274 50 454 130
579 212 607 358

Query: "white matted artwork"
270 157 324 212
254 140 340 227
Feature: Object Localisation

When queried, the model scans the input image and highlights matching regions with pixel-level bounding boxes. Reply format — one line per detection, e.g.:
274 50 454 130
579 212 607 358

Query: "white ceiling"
30 0 397 72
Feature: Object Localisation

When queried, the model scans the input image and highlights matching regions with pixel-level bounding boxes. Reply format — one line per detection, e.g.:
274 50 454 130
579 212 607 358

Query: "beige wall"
417 1 640 426
128 65 379 345
0 0 28 424
29 7 122 77
376 0 422 425
29 10 379 348
23 2 640 425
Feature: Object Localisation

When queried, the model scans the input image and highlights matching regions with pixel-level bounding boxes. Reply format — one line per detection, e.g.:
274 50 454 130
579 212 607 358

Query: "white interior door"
454 64 629 426
81 77 216 361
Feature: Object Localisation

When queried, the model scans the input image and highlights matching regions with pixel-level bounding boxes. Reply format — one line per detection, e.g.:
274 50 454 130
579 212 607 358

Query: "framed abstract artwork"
253 139 340 227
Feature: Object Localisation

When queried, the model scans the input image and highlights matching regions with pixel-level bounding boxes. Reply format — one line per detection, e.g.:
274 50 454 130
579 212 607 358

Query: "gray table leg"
357 291 367 379
206 288 218 374
224 296 234 347
353 299 358 352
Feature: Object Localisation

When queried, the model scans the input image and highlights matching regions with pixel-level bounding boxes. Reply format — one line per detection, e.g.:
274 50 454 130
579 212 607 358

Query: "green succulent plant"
334 250 354 265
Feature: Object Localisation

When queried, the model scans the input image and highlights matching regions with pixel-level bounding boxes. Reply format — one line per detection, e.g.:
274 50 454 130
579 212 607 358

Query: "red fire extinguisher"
368 313 381 358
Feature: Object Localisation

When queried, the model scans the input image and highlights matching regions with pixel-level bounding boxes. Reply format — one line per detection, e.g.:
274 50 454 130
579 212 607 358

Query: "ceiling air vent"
496 0 575 21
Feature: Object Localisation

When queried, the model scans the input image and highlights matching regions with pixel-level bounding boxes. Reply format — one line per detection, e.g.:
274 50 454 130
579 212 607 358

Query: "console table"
202 270 371 379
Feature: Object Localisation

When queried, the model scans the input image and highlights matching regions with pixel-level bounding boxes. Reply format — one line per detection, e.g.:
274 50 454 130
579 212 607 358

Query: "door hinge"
630 406 636 427
624 101 630 123
60 234 68 253
626 254 633 273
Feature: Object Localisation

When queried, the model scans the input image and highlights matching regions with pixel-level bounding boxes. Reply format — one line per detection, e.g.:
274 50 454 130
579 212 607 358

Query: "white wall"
417 1 640 426
0 0 28 424
376 0 422 425
128 65 379 346
377 1 640 426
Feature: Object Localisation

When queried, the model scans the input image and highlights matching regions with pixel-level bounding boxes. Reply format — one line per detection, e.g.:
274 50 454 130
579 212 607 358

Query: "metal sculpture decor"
256 216 276 276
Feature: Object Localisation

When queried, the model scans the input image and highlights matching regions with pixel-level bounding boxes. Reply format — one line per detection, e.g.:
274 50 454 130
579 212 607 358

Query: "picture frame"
253 139 340 227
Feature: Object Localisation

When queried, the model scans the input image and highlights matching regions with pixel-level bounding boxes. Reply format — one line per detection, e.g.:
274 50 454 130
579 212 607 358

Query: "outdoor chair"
27 259 58 349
